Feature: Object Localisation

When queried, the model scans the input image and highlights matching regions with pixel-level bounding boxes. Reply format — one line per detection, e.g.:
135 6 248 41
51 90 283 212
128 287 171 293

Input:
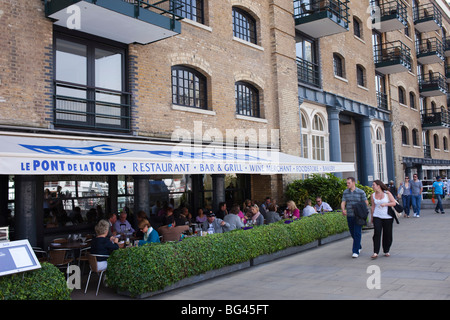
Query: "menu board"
0 240 41 277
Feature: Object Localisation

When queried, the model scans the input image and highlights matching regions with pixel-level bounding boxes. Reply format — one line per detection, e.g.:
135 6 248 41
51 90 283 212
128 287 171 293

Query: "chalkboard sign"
0 240 41 277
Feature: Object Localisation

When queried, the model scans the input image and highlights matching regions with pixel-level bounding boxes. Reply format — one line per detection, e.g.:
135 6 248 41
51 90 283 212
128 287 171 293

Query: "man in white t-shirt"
314 197 333 213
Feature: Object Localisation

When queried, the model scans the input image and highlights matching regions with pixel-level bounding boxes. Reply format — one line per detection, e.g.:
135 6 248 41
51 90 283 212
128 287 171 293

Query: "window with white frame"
311 114 326 161
301 112 309 158
374 127 386 181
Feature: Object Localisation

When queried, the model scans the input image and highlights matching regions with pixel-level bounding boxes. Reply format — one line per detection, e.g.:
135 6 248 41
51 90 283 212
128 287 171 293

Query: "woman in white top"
370 180 396 259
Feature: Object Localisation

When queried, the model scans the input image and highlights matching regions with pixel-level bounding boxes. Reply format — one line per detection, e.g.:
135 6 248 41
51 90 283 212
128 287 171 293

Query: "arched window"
333 53 345 78
353 17 362 38
374 128 386 181
312 114 325 160
409 91 416 109
443 136 448 151
434 134 440 149
398 86 406 105
356 65 366 87
173 0 205 24
301 112 309 158
412 128 419 146
171 66 207 109
232 7 257 44
235 81 260 117
401 126 409 145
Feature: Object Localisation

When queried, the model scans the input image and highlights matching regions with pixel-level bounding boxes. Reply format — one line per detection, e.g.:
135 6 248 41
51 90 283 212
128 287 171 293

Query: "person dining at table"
250 204 264 226
265 203 281 224
107 213 117 237
91 219 119 271
302 199 317 217
157 221 189 242
114 210 135 235
202 212 230 234
283 200 300 220
137 219 160 246
223 204 244 231
314 197 333 213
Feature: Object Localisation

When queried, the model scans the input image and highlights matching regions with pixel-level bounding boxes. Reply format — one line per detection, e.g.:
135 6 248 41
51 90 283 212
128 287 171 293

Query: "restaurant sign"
0 240 41 277
0 134 355 175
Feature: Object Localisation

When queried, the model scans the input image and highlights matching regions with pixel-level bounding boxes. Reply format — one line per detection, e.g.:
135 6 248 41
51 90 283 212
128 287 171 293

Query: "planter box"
251 240 319 266
319 231 351 245
118 260 251 299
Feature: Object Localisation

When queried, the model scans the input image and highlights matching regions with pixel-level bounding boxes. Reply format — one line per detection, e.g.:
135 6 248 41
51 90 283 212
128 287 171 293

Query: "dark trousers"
372 217 393 254
347 216 362 254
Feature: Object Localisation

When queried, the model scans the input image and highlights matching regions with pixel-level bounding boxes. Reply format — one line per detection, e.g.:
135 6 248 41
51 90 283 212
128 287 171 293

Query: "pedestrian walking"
398 176 412 217
341 177 368 258
370 180 397 259
410 173 423 218
432 176 445 214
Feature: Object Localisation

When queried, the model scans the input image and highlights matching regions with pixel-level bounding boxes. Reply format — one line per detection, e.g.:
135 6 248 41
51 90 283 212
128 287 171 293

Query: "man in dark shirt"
341 177 368 258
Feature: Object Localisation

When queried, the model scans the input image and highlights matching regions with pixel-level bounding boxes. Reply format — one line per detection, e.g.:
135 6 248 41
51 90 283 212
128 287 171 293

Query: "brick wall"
0 0 53 128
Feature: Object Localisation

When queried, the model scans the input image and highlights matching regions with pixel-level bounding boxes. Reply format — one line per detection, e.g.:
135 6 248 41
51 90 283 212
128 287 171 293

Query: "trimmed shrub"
285 174 373 209
0 262 71 300
107 212 348 297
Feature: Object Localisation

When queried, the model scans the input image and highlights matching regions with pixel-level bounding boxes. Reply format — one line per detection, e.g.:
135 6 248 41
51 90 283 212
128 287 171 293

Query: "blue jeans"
347 216 362 254
435 194 444 213
402 195 411 216
411 195 422 216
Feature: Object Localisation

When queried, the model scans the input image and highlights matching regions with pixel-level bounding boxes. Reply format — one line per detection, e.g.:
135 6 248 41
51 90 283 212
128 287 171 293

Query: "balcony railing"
423 144 431 159
371 0 408 33
376 91 388 110
413 2 442 33
54 80 131 132
444 37 450 57
418 72 447 97
297 57 320 88
374 40 411 74
45 0 182 44
422 110 450 130
293 0 350 38
416 37 444 65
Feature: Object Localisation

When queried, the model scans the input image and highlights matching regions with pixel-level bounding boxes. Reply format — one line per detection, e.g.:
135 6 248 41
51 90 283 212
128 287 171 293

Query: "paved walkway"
73 208 450 300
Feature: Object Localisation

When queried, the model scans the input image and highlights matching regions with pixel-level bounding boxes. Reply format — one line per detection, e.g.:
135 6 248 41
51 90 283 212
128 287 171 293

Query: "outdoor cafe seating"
84 253 109 296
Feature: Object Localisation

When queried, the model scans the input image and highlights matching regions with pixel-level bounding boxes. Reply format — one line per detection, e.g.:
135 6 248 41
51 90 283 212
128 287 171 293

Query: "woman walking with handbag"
370 180 397 259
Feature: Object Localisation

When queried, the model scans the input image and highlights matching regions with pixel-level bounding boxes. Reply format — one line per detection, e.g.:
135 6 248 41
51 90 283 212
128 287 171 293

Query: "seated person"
202 212 230 234
137 219 160 246
265 203 282 224
314 197 333 213
223 204 244 231
162 207 175 226
134 210 149 239
157 222 189 242
215 202 227 219
114 210 135 234
302 199 317 217
91 219 119 271
250 204 265 226
283 200 300 219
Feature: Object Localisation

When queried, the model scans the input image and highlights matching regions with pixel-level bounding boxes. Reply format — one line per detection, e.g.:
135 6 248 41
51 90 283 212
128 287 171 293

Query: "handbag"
393 200 403 214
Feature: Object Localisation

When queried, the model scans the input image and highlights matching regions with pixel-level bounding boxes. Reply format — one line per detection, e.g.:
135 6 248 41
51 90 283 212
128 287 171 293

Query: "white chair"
84 253 109 296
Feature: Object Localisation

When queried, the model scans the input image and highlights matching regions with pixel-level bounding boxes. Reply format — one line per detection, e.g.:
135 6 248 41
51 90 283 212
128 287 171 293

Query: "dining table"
50 239 91 263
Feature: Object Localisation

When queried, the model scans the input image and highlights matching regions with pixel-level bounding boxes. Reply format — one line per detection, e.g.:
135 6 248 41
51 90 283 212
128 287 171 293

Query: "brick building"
0 0 346 247
296 0 450 186
1 0 449 247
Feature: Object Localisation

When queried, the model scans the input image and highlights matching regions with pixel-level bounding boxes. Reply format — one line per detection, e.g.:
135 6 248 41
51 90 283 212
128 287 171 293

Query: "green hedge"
107 212 348 297
285 173 373 210
0 262 72 300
